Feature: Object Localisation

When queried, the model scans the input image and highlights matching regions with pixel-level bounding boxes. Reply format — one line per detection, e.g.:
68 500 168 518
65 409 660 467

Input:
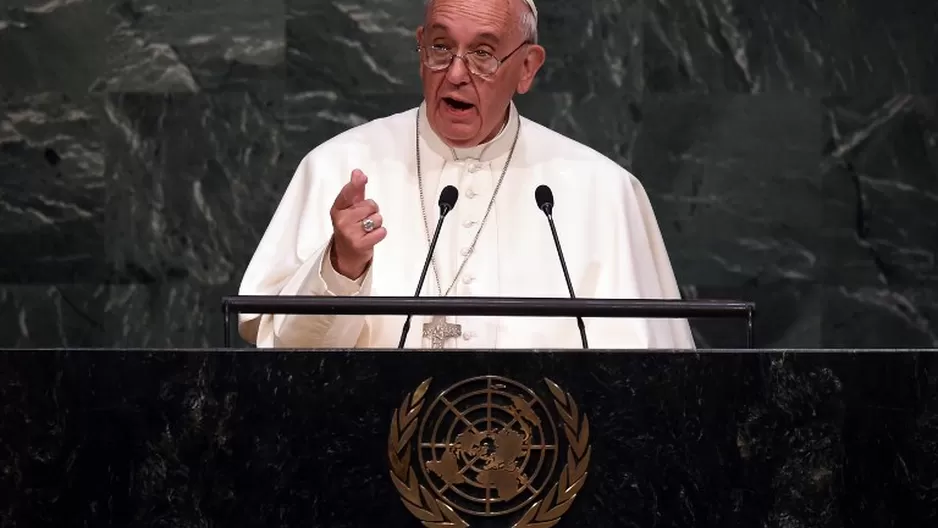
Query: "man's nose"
445 55 471 85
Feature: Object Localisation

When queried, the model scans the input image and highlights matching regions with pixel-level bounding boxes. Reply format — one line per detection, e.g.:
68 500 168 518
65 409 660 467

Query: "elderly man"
238 0 696 350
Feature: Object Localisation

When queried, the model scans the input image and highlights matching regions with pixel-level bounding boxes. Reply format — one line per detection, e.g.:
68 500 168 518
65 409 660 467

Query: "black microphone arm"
535 184 589 349
397 185 459 348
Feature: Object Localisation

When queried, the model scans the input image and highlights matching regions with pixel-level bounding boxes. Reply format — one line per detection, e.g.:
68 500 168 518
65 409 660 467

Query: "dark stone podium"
2 348 937 527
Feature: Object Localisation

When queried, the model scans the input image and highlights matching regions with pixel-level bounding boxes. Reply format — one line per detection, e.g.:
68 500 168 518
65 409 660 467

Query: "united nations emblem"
388 376 591 527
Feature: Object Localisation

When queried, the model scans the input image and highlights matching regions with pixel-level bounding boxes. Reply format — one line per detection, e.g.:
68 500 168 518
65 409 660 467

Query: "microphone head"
535 184 554 214
439 185 459 214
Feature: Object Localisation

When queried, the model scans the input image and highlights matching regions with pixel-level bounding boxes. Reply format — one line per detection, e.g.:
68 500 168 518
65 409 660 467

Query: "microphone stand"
537 186 589 349
398 191 457 348
544 212 589 348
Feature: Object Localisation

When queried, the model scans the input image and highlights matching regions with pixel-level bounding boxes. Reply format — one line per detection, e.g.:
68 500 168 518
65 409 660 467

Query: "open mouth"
443 97 474 111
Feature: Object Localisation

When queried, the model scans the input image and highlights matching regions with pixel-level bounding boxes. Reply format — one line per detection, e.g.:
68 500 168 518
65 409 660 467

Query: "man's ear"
415 26 425 44
516 44 546 94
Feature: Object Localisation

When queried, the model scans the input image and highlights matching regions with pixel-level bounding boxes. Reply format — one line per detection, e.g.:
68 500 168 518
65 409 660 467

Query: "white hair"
424 0 539 44
518 7 538 43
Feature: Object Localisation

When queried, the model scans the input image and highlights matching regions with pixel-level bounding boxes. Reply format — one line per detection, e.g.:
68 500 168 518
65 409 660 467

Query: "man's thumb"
350 169 367 201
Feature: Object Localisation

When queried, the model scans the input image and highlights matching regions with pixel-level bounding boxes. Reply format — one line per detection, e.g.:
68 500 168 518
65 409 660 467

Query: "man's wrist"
330 241 369 280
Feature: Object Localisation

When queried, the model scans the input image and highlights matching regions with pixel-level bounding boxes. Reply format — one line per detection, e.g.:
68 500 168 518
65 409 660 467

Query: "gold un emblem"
388 376 591 527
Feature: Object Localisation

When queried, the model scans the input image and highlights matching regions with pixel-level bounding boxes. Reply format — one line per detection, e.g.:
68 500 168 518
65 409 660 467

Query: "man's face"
416 0 545 148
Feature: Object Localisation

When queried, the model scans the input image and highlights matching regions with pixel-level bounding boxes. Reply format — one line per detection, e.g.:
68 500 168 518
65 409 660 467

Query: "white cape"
238 101 696 350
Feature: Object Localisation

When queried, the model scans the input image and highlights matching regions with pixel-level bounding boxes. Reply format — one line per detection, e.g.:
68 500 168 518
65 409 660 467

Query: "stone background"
1 0 936 348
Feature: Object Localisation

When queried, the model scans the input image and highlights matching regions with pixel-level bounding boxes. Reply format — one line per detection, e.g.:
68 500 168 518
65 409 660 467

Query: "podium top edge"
2 348 936 354
221 296 753 306
218 296 755 318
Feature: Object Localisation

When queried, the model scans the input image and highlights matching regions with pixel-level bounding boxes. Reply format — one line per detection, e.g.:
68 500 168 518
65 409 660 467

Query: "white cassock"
238 100 696 350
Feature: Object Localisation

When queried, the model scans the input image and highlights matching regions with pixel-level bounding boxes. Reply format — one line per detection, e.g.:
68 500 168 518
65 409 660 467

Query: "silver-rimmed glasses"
417 41 530 77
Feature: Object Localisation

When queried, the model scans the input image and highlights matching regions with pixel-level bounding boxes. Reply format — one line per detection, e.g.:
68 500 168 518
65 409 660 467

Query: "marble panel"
632 94 823 287
643 0 825 94
102 91 285 285
0 93 112 283
822 95 938 289
0 282 235 348
824 285 938 348
824 0 938 95
0 0 284 96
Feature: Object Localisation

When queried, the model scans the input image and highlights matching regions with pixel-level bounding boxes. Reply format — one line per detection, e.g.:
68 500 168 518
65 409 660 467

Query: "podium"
2 296 937 526
2 346 937 526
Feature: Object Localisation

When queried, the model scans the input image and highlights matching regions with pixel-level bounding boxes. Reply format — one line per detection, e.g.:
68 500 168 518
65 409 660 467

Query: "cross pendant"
422 315 462 349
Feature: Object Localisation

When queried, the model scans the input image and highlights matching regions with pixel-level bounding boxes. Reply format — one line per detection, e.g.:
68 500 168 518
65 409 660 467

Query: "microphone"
397 185 459 348
535 184 589 349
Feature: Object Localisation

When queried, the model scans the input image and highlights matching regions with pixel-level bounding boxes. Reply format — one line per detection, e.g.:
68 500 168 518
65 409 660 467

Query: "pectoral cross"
422 315 462 349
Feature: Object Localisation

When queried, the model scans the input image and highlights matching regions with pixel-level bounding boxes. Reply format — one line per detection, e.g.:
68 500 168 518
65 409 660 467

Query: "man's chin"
433 116 480 145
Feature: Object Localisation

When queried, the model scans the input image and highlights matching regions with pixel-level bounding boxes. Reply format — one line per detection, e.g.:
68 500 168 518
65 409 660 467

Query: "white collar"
418 100 520 162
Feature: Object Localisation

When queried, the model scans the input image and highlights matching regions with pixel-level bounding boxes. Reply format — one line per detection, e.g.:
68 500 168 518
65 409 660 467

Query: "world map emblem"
388 376 591 527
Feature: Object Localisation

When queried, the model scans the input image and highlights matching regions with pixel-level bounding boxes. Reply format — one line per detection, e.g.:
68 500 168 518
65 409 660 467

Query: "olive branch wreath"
387 378 590 528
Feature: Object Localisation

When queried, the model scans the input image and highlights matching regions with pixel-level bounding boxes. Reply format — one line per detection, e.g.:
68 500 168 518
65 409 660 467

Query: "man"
238 0 696 350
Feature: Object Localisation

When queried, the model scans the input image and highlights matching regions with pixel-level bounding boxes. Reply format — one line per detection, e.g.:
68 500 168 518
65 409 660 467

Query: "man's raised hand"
329 169 387 279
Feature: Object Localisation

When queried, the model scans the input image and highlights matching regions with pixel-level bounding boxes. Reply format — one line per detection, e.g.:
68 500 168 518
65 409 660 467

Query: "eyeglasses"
416 41 530 77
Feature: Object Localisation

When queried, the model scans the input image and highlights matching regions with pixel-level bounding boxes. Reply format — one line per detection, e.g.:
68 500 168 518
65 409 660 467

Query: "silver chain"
416 106 520 297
